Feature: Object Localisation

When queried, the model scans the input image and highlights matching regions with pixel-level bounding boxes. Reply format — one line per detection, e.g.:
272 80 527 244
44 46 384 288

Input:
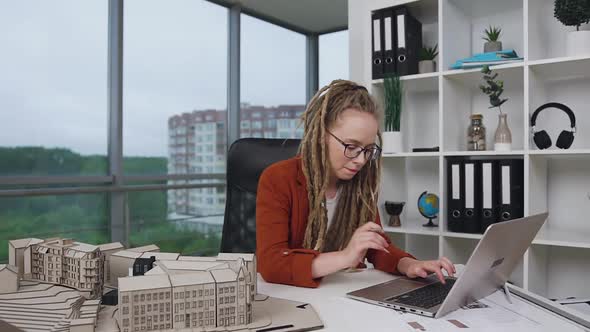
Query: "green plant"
483 25 502 42
479 65 508 113
419 44 438 61
384 74 403 132
554 0 590 31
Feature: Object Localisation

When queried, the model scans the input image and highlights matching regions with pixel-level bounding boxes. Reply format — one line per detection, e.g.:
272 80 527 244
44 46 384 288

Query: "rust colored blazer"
256 156 414 288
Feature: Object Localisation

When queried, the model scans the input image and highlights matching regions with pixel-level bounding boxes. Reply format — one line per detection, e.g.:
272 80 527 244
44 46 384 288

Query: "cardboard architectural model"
0 238 323 332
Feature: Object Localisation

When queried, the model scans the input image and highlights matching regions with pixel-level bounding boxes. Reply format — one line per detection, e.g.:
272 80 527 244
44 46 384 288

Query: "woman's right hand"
341 222 390 268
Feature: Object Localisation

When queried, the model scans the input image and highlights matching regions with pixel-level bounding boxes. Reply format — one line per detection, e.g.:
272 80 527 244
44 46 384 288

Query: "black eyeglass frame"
327 130 382 161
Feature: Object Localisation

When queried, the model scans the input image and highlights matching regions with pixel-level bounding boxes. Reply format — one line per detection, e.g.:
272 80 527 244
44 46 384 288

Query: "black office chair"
220 138 301 253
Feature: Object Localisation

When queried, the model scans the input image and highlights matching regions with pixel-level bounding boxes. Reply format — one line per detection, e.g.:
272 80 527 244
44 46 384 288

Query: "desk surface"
257 268 588 332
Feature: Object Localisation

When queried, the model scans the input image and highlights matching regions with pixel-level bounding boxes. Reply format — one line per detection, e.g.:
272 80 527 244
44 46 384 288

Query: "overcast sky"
0 0 348 157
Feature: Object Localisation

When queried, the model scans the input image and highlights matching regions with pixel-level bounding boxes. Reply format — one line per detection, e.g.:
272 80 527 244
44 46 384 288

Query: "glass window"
240 14 305 139
0 194 108 263
319 30 349 88
129 189 222 256
123 0 227 175
0 1 108 175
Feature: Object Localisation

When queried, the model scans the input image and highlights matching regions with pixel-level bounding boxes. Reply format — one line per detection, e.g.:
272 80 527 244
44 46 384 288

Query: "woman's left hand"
397 256 456 284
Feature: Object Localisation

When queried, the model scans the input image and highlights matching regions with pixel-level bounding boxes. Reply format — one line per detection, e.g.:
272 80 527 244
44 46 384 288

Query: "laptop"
346 212 548 318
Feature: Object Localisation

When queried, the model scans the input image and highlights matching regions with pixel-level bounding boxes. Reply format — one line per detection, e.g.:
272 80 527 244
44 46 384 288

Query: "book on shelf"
450 49 523 69
456 59 524 69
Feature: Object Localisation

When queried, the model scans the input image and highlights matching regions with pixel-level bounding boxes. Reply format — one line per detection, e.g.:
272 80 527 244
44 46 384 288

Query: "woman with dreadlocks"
256 79 455 288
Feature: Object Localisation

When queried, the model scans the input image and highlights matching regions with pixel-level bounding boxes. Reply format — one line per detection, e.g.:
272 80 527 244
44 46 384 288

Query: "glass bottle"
467 114 486 151
494 113 512 152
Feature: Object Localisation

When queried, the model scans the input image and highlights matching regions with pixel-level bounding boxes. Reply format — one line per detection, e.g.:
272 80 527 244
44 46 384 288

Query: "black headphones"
530 102 576 150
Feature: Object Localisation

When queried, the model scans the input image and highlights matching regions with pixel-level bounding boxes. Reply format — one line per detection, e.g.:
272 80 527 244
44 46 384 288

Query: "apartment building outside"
167 104 304 219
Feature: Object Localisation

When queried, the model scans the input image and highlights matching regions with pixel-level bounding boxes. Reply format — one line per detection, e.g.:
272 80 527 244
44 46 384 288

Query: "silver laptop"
346 212 547 318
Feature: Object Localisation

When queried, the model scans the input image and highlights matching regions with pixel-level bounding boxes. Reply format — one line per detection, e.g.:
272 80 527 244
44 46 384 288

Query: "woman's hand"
397 256 456 284
341 222 390 268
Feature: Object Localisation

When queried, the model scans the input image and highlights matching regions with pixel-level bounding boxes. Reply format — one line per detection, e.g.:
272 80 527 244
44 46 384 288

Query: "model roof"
118 275 171 292
8 238 43 249
0 264 18 274
210 269 238 283
98 242 125 251
169 271 215 286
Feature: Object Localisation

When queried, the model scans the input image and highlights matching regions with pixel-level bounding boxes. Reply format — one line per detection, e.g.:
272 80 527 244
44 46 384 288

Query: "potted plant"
554 0 590 56
483 25 503 53
479 65 511 151
383 74 404 153
418 44 438 74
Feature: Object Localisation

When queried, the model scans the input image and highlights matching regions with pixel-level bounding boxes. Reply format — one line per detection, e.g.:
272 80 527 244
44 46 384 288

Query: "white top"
325 188 341 230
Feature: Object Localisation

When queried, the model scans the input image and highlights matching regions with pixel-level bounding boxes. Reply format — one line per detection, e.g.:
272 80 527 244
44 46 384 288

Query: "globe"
418 191 439 227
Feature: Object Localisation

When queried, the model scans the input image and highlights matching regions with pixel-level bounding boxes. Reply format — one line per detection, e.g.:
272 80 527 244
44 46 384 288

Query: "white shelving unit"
349 0 590 299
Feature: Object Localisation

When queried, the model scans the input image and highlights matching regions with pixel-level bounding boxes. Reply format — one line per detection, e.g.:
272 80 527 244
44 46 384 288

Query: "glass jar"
467 114 486 151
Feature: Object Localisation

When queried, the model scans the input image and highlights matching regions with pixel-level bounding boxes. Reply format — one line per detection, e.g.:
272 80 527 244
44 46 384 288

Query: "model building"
117 257 254 331
0 238 321 332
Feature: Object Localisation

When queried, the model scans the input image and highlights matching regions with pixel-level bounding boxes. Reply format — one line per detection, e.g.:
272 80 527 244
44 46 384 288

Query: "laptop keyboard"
388 279 456 309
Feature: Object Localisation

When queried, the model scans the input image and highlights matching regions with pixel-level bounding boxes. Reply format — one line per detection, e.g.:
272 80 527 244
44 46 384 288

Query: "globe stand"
422 218 437 228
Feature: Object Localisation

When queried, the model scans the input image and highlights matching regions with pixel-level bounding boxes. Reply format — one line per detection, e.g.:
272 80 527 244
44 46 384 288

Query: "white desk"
257 268 589 332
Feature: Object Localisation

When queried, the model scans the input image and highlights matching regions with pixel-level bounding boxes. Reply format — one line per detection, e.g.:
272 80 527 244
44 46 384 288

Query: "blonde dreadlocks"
299 79 382 252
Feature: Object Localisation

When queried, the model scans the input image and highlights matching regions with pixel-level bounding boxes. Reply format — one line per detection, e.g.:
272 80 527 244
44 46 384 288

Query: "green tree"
554 0 590 31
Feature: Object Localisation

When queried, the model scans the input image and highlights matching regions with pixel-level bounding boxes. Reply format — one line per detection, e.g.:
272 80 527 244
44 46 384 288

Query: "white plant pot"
566 30 590 56
382 131 404 154
419 60 436 73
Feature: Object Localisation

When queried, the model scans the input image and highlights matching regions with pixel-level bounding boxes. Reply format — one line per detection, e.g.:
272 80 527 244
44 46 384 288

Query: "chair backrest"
220 138 300 253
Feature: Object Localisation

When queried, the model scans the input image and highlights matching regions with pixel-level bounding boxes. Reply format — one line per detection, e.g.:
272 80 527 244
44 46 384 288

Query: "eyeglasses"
327 130 382 161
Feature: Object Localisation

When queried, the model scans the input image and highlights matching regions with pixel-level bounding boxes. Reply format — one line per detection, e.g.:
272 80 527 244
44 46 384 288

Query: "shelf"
379 158 439 231
372 72 439 92
533 228 590 249
443 150 525 157
381 151 440 158
445 0 522 18
442 63 525 152
384 221 441 236
528 245 590 299
529 149 590 157
442 0 524 70
442 62 524 87
354 0 590 300
528 67 590 151
372 71 439 84
442 61 524 79
441 231 482 240
527 0 581 61
528 55 590 81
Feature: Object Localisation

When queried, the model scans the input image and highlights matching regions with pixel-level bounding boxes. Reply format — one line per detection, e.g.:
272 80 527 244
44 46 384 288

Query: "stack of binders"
446 158 524 234
371 5 422 79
